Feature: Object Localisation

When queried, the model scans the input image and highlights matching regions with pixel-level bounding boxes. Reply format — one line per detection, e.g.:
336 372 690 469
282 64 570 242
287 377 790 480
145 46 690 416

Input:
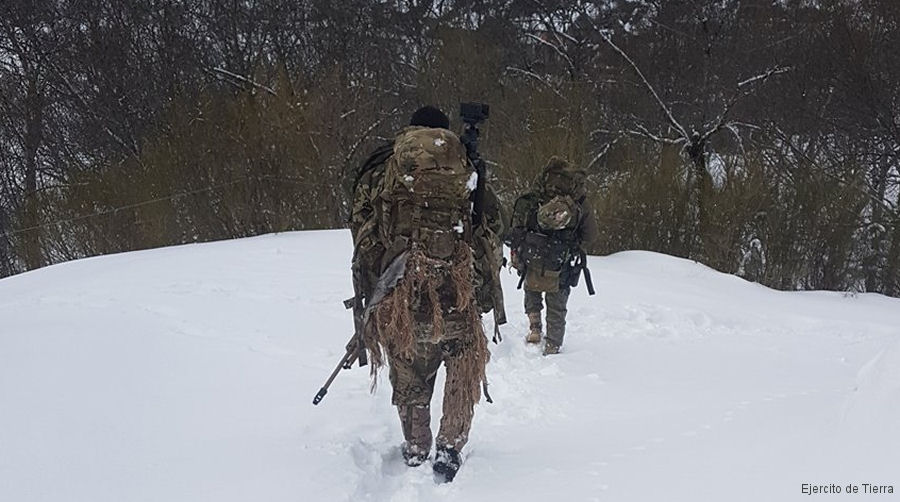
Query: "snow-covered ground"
1 230 898 501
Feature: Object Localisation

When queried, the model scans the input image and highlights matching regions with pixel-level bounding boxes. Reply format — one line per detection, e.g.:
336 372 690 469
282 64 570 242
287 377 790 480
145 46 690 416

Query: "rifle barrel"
312 348 354 405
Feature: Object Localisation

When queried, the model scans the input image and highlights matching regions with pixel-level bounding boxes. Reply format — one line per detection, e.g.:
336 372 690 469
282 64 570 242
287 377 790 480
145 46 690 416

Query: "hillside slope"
1 230 897 501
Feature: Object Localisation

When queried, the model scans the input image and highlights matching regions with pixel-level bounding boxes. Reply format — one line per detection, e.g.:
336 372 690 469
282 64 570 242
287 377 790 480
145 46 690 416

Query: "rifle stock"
348 291 369 367
576 249 595 295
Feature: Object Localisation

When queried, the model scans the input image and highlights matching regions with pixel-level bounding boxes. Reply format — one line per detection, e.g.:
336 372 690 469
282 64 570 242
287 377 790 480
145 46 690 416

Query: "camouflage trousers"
524 287 571 346
388 336 477 456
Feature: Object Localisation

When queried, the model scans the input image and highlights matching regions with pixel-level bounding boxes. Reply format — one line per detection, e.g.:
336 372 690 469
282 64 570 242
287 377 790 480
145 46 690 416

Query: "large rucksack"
378 126 475 263
350 127 504 318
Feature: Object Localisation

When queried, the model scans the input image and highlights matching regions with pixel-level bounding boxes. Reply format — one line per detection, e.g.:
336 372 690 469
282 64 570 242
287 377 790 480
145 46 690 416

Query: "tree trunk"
885 213 900 297
23 75 43 270
686 138 709 259
864 156 891 292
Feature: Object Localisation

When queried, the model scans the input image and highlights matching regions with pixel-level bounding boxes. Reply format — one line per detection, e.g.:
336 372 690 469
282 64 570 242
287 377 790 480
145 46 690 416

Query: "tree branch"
594 27 690 141
524 32 577 77
702 66 792 142
505 66 564 99
737 66 792 89
587 135 622 171
628 124 685 145
342 103 405 172
204 66 277 96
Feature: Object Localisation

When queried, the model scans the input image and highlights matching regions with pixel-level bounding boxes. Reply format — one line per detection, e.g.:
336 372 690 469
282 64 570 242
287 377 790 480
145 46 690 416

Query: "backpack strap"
351 142 394 195
411 204 422 242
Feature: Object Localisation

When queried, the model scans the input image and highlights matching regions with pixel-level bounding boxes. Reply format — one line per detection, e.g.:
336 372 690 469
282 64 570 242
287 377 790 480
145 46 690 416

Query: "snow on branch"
527 0 579 44
342 104 405 169
728 121 763 131
524 33 577 76
725 122 747 157
628 124 685 145
587 135 622 171
702 68 790 142
206 67 277 96
592 27 690 142
505 66 564 99
738 66 792 89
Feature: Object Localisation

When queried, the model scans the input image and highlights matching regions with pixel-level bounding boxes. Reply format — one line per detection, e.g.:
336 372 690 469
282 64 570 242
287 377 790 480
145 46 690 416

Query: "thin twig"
206 67 277 96
737 66 792 88
505 66 564 99
524 33 577 77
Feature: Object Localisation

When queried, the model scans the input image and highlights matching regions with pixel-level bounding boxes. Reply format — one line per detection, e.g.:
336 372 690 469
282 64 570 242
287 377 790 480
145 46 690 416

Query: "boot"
398 404 432 466
525 312 542 344
542 339 560 356
402 444 429 467
433 445 462 483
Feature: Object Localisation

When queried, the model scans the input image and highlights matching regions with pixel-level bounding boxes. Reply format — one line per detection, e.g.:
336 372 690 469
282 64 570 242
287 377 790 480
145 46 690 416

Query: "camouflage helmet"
535 156 586 198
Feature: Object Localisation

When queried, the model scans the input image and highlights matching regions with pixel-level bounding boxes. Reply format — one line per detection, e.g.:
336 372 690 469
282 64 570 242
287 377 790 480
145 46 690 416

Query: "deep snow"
1 230 898 501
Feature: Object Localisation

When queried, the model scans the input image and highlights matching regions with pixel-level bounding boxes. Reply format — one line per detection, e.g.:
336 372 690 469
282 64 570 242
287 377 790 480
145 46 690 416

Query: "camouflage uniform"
506 157 598 352
349 143 392 298
387 321 477 457
349 123 501 475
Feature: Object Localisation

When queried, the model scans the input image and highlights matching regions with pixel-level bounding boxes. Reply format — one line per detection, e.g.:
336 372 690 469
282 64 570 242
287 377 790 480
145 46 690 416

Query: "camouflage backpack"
349 127 504 322
537 195 580 231
378 126 476 263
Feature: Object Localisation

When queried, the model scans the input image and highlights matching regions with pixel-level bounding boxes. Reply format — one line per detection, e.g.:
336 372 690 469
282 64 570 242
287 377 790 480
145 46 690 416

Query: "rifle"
311 277 369 405
313 249 413 405
312 326 366 405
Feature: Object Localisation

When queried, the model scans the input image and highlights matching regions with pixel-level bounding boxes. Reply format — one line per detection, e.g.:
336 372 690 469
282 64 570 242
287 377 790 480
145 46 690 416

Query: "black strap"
583 265 596 295
482 379 493 404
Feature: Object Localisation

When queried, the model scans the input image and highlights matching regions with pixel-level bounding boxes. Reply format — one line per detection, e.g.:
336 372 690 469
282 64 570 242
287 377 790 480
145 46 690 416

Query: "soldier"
505 156 598 355
348 106 501 482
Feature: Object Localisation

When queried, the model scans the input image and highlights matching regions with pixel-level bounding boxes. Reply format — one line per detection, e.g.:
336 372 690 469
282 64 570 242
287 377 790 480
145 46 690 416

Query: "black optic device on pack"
459 102 489 227
460 102 490 125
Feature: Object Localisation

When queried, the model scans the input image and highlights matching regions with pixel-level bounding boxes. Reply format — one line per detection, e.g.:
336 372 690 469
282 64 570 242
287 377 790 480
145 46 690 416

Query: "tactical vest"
509 193 584 292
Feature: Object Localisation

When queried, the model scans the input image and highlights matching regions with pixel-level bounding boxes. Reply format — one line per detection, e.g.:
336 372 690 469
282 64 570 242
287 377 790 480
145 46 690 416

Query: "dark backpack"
507 188 585 293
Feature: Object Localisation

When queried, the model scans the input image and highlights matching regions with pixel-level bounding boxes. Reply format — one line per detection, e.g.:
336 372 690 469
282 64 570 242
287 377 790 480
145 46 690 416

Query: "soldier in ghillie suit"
348 106 503 482
505 156 598 355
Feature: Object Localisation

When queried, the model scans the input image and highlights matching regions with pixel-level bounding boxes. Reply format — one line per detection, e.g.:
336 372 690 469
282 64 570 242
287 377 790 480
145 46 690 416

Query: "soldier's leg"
434 336 485 482
388 342 443 465
435 340 474 452
524 290 544 343
543 286 571 354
